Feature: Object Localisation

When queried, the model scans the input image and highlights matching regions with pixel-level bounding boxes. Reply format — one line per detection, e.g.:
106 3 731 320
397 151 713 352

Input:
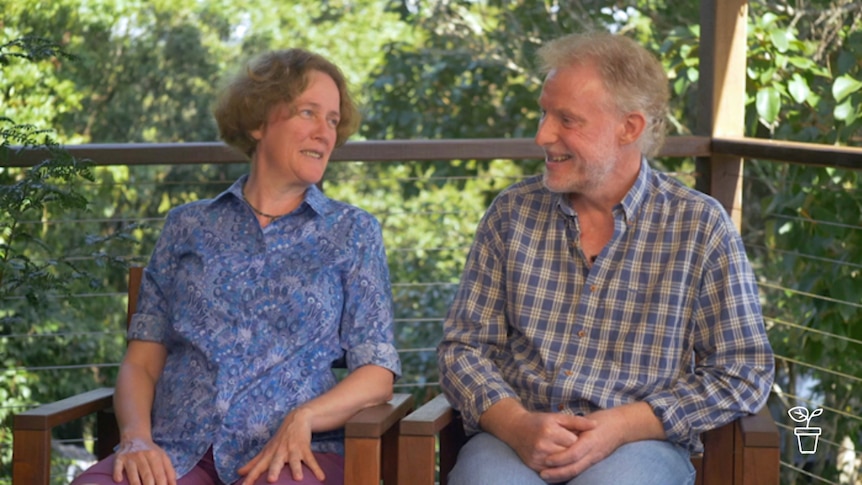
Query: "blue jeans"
447 432 695 485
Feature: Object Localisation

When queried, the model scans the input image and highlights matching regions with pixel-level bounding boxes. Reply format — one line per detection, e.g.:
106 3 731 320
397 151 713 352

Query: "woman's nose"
312 118 333 143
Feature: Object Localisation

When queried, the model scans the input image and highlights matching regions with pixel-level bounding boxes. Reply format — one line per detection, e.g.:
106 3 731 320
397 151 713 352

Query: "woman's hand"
237 407 325 485
112 437 177 485
113 340 169 484
237 365 393 484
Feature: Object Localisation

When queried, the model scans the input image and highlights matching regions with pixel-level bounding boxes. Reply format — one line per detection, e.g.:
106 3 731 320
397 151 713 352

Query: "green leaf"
760 12 779 28
787 56 816 70
673 76 687 96
834 100 858 123
788 74 811 104
686 67 699 83
756 87 781 125
786 56 831 77
832 75 862 102
769 28 790 53
759 67 776 85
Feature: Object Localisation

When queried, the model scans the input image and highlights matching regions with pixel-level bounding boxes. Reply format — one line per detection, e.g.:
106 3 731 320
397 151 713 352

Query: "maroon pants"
70 448 344 485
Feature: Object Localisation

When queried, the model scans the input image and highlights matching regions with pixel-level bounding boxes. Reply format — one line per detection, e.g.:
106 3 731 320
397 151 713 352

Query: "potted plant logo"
788 406 823 454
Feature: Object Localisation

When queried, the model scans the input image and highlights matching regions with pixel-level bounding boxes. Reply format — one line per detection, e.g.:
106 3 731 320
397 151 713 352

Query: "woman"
72 49 401 485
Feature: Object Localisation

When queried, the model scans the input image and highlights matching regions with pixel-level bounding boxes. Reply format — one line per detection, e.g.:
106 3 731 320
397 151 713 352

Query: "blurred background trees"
1 1 860 483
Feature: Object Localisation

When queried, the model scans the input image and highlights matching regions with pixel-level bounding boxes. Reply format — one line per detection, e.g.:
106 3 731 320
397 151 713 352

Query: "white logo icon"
788 406 823 454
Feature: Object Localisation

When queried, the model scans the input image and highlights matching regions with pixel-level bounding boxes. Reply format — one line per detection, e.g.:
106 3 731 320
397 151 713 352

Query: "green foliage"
735 5 862 483
0 0 410 144
0 144 93 304
0 36 136 483
0 36 75 67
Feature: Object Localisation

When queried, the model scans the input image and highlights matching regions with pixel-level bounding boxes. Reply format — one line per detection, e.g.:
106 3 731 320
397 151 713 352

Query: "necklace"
241 187 291 221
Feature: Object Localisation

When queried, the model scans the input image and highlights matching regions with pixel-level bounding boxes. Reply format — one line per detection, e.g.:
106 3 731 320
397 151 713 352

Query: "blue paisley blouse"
127 175 402 483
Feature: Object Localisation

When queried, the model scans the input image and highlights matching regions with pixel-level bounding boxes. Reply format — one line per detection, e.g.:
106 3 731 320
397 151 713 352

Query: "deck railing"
3 136 862 484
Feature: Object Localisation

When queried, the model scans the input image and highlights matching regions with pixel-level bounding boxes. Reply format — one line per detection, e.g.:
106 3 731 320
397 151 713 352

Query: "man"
437 31 774 485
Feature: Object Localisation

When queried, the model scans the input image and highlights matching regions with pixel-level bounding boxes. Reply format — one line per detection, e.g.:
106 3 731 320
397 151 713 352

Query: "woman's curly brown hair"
214 49 360 158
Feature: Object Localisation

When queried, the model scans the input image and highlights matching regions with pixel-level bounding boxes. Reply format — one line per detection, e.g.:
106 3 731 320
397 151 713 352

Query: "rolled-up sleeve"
341 214 401 378
644 225 774 451
438 202 519 434
127 210 183 343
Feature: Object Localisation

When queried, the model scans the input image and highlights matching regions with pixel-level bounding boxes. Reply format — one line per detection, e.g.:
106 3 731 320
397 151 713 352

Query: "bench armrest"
344 392 414 485
13 387 117 485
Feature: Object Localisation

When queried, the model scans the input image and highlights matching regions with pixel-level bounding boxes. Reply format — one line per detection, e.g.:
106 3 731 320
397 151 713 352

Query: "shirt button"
557 403 565 411
590 285 596 292
578 330 586 338
564 370 573 376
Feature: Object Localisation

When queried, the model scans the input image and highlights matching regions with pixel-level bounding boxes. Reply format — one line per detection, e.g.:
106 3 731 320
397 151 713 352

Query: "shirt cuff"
346 342 402 380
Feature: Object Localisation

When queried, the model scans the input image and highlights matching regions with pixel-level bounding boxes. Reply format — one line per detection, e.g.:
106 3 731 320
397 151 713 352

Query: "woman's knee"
69 456 121 485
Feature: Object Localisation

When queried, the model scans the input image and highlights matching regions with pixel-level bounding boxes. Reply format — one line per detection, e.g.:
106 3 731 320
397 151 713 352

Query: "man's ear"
619 112 646 146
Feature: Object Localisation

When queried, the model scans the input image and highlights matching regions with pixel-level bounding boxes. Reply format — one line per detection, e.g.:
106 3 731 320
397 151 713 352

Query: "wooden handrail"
6 135 860 170
0 135 699 166
712 136 862 170
13 387 114 430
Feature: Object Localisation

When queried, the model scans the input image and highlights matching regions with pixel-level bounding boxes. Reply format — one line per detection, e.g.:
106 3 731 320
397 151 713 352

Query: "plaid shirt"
438 159 774 452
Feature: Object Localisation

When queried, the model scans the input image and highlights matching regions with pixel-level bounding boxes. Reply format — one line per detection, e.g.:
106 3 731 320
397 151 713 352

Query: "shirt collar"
215 174 329 217
619 157 651 224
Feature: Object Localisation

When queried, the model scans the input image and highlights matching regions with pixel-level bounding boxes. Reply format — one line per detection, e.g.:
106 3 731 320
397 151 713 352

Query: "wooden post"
697 0 749 229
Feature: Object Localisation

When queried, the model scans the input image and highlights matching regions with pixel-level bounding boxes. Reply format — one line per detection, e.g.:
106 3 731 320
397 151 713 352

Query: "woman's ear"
250 126 264 141
619 112 646 146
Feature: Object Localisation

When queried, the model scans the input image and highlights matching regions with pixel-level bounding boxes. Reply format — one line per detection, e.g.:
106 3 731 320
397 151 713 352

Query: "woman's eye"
328 118 340 128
